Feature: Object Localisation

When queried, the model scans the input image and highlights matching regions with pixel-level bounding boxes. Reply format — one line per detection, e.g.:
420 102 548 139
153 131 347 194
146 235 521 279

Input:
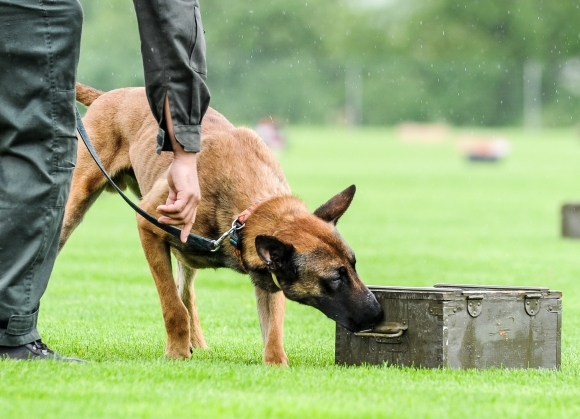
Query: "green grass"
2 126 580 418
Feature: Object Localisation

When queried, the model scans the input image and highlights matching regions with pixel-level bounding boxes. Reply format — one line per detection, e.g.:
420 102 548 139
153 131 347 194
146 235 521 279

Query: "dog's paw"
264 350 289 366
191 335 208 350
164 345 192 360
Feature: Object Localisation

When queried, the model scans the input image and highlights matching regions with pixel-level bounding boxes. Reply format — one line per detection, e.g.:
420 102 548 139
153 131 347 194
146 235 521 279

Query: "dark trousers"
0 0 83 345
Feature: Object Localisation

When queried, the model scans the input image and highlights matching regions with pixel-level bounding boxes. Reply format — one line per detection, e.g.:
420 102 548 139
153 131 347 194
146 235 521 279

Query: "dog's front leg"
139 227 191 359
254 287 288 366
176 262 207 350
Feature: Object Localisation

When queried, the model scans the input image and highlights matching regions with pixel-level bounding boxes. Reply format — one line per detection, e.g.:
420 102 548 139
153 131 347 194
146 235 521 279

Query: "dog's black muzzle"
314 288 384 333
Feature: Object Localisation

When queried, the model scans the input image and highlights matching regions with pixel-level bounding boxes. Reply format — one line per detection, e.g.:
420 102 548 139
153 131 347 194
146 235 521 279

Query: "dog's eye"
325 267 348 291
326 276 342 292
325 267 345 290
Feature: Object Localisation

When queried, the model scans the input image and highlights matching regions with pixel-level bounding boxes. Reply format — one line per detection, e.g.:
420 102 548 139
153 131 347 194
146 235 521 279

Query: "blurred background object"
458 135 511 162
396 123 450 144
562 203 580 239
255 116 288 152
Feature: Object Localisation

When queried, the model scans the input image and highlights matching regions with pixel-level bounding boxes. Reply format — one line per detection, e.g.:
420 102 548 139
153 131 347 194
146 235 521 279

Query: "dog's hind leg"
59 123 131 253
59 160 108 252
254 286 289 366
176 261 207 350
139 226 191 359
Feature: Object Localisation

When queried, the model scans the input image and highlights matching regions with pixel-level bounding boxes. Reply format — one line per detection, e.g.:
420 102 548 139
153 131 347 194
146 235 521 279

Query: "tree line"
77 0 580 127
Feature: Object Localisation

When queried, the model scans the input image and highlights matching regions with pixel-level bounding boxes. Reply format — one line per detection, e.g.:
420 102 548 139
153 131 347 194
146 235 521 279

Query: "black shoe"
0 339 86 362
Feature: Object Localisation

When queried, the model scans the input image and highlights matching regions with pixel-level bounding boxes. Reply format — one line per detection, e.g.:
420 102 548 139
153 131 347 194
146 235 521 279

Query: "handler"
0 0 210 360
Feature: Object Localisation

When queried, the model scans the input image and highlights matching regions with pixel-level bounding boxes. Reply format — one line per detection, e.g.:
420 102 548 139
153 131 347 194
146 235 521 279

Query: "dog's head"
254 185 383 332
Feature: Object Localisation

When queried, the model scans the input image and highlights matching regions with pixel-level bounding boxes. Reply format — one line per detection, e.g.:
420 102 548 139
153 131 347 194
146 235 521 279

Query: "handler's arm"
132 0 211 242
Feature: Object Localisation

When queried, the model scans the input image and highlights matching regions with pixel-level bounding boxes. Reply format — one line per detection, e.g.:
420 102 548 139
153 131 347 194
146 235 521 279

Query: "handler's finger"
157 212 196 243
157 206 195 225
157 215 184 225
180 213 196 243
157 202 183 217
158 196 197 219
157 188 179 215
157 192 191 218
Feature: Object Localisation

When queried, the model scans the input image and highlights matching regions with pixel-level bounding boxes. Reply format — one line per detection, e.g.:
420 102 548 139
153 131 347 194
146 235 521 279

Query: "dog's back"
73 83 291 254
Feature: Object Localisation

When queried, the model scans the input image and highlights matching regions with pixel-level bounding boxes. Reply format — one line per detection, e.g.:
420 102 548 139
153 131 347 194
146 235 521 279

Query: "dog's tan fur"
60 84 382 365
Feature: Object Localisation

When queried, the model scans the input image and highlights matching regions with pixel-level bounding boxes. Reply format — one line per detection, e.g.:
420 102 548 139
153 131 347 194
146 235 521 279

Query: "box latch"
466 294 484 318
525 293 542 316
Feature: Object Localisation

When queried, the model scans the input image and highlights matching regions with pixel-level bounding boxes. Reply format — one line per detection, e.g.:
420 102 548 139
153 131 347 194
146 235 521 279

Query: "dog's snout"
350 291 384 332
362 308 383 331
356 292 384 332
372 302 384 324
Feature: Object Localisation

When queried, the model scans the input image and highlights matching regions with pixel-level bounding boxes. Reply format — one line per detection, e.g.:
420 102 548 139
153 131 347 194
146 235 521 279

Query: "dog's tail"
76 82 104 107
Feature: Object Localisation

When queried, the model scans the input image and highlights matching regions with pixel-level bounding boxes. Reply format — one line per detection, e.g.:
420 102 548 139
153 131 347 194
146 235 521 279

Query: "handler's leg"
0 0 83 360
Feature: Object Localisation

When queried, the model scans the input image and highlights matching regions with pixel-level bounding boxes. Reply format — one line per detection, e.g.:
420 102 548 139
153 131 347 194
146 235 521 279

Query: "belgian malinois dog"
60 84 383 365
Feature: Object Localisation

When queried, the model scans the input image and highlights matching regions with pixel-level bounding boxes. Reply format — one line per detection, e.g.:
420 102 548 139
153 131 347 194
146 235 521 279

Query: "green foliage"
394 0 580 126
78 1 143 89
2 126 580 418
77 0 580 126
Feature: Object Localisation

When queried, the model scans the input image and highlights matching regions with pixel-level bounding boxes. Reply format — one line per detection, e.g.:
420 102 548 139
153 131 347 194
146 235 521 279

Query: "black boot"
0 340 86 362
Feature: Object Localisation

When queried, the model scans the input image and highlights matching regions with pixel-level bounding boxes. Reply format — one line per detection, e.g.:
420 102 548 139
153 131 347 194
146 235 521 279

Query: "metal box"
562 203 580 238
335 284 562 369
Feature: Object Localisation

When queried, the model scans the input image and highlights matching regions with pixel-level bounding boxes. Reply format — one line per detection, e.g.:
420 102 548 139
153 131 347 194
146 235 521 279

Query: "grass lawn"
2 125 580 418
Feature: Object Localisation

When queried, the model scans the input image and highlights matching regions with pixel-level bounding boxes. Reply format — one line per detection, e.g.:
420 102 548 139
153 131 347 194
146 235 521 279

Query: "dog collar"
271 273 282 290
230 198 283 290
230 198 282 282
229 199 266 255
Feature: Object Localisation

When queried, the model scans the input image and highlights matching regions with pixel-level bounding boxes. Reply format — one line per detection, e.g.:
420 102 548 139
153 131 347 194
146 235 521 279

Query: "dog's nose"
372 303 384 324
373 304 385 326
365 302 384 330
352 298 384 333
364 293 384 329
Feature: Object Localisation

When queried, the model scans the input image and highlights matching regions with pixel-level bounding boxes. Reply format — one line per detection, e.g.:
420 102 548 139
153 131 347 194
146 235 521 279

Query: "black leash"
75 107 225 252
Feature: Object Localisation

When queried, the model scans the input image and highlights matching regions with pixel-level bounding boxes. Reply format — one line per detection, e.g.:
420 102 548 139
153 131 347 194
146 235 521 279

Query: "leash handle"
75 107 219 252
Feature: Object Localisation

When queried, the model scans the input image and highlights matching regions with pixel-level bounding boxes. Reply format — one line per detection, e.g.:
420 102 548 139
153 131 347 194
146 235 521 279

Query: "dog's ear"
313 184 356 225
255 235 296 272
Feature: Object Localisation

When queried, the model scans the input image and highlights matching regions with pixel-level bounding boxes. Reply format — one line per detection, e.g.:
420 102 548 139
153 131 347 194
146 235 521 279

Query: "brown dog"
60 83 383 365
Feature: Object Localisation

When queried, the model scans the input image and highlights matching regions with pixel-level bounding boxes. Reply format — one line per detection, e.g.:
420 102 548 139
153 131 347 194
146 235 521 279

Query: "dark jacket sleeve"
132 0 210 153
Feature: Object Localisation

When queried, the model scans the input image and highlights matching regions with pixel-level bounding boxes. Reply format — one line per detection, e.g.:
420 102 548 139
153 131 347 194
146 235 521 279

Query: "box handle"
354 322 408 338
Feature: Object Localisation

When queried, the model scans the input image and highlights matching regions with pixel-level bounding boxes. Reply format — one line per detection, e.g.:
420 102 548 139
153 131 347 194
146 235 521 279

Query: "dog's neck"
230 197 271 269
233 195 309 292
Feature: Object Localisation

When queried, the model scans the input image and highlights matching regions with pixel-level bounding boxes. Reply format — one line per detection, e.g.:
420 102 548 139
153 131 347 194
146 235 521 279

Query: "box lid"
367 283 562 300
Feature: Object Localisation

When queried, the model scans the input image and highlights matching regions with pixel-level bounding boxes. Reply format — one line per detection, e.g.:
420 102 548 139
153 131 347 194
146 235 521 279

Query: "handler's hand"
157 96 201 243
157 152 200 243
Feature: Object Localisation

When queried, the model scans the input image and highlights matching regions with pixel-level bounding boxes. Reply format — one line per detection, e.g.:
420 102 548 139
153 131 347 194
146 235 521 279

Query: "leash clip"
210 220 245 252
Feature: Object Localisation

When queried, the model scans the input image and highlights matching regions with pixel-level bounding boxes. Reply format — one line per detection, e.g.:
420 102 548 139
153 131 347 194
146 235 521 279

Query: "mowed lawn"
2 125 580 418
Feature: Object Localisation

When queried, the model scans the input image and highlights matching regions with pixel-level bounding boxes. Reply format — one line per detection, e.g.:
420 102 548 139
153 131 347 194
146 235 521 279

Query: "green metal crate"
335 284 562 369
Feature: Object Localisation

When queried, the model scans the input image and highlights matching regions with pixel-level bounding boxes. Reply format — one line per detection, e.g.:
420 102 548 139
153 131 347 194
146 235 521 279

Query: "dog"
59 83 383 365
